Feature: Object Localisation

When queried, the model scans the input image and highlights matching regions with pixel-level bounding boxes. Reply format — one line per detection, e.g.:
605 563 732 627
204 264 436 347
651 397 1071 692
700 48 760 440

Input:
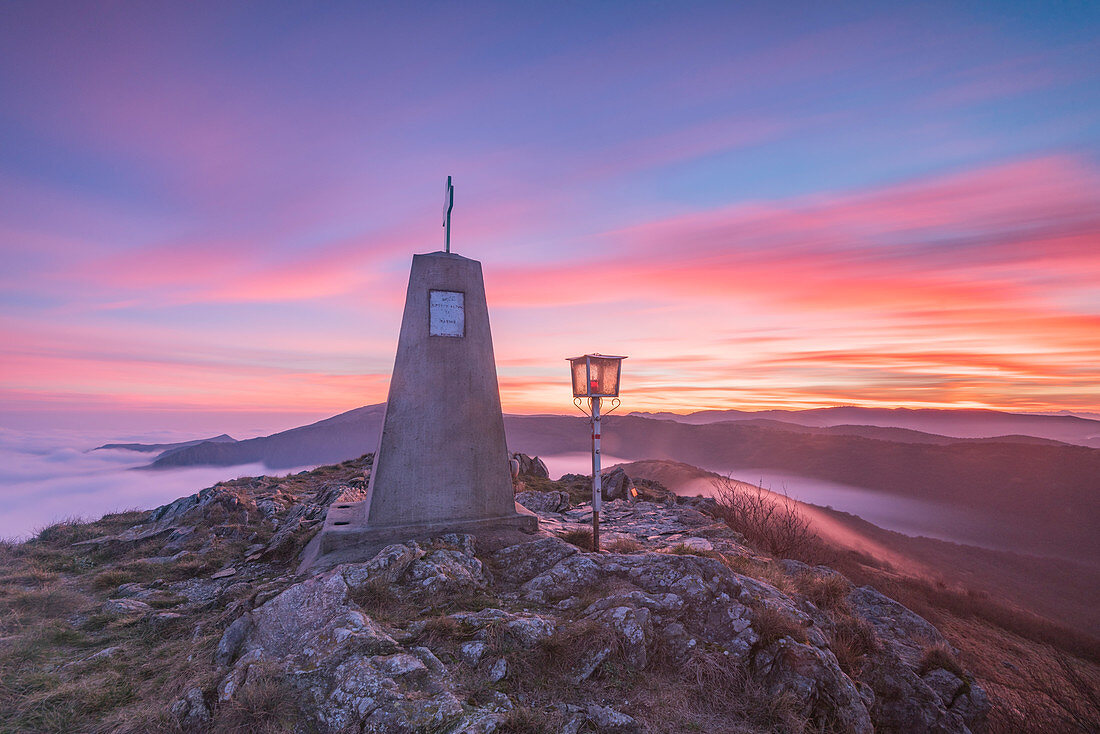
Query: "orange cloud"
5 156 1099 418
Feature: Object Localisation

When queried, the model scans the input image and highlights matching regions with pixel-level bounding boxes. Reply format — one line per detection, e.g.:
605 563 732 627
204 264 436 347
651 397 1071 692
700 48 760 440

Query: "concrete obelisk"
314 250 538 558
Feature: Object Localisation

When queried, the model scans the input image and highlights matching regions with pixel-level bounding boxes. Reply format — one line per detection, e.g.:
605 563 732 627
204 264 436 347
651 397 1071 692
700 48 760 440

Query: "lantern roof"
566 353 628 361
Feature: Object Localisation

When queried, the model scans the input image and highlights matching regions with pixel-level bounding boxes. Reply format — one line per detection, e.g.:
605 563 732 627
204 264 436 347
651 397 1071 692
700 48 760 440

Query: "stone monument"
310 183 537 564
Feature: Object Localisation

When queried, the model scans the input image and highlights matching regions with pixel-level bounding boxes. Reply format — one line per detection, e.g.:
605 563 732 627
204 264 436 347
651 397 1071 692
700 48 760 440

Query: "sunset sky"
2 2 1099 436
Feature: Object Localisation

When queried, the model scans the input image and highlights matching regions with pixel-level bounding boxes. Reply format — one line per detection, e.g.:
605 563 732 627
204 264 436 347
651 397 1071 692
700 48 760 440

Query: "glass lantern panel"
591 357 621 396
570 359 589 397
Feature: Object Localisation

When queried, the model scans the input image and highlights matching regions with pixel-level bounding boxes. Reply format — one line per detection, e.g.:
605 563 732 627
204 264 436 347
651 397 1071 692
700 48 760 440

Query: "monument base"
299 500 539 572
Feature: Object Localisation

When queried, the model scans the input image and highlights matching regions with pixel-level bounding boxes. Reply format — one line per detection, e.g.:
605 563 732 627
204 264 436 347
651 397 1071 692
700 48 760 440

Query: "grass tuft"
918 642 966 679
604 537 643 553
558 528 592 551
498 706 561 733
795 571 850 611
348 577 416 622
829 616 879 677
212 670 302 733
416 616 472 647
750 604 808 647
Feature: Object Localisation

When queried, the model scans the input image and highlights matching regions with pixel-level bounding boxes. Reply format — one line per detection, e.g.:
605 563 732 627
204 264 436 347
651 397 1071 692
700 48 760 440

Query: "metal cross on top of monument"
304 176 537 570
443 175 454 253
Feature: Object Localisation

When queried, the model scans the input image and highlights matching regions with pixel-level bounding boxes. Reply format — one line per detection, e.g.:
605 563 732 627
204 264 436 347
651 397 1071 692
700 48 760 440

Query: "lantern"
568 354 626 398
566 353 627 552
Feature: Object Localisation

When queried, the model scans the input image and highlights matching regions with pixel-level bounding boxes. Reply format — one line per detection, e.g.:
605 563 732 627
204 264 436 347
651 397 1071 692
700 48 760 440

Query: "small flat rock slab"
586 703 641 733
211 567 237 579
677 537 714 552
102 598 153 616
487 658 507 683
87 646 124 661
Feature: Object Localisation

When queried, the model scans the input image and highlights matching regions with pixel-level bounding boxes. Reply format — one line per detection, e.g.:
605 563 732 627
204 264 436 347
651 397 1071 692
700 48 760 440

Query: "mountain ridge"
94 434 237 457
629 406 1100 447
110 405 1100 562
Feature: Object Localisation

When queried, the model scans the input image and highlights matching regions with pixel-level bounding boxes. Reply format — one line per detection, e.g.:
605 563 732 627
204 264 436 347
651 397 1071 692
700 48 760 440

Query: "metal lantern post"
567 353 627 552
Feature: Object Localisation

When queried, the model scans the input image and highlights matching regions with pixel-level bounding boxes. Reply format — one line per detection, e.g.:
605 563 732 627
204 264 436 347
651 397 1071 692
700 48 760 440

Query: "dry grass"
0 612 223 733
666 543 706 556
8 666 135 732
0 512 241 732
92 568 136 590
498 706 566 733
822 544 1100 731
634 645 812 733
210 669 303 733
794 571 850 612
0 461 386 733
750 603 808 647
538 618 624 676
918 642 967 679
604 537 643 553
738 559 797 595
347 577 416 622
415 615 475 647
831 553 1100 664
429 585 501 615
935 614 1100 733
478 617 632 697
558 527 593 551
1029 652 1100 734
828 617 879 677
2 584 85 619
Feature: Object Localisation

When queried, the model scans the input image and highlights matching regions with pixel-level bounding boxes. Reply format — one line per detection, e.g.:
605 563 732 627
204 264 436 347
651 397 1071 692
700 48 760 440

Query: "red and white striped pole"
591 394 602 552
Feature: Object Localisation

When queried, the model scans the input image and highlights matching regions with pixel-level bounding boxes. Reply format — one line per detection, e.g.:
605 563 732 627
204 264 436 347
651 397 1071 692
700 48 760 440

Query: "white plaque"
429 290 464 337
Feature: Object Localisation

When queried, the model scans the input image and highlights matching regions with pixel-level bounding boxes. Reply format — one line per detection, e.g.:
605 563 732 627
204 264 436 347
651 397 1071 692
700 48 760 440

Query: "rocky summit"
1 455 989 733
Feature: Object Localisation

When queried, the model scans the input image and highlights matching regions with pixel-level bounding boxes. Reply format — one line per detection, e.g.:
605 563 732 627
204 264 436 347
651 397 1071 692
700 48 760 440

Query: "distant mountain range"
104 405 1100 470
629 406 1100 448
134 405 387 470
95 434 237 457
100 404 1100 561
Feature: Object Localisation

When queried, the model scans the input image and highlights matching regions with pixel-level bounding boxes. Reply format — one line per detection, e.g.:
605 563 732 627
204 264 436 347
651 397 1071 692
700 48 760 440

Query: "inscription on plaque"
429 290 464 337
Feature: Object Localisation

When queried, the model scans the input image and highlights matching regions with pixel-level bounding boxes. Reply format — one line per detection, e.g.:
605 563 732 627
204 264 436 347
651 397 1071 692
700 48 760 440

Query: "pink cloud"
6 154 1099 417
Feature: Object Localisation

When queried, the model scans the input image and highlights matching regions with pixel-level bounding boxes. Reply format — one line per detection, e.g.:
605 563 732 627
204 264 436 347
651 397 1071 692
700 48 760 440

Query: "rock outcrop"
511 453 550 478
600 466 631 501
32 455 988 733
202 489 988 733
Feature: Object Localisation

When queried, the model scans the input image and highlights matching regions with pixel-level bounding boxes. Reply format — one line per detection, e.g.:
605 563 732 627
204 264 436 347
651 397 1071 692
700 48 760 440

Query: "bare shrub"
710 476 827 562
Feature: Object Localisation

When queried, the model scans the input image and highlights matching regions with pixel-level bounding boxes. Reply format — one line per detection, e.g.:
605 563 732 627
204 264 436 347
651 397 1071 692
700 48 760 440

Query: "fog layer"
0 428 312 540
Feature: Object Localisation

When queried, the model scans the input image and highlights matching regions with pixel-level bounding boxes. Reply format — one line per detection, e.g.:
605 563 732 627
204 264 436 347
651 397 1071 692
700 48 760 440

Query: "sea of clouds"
0 427 310 540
